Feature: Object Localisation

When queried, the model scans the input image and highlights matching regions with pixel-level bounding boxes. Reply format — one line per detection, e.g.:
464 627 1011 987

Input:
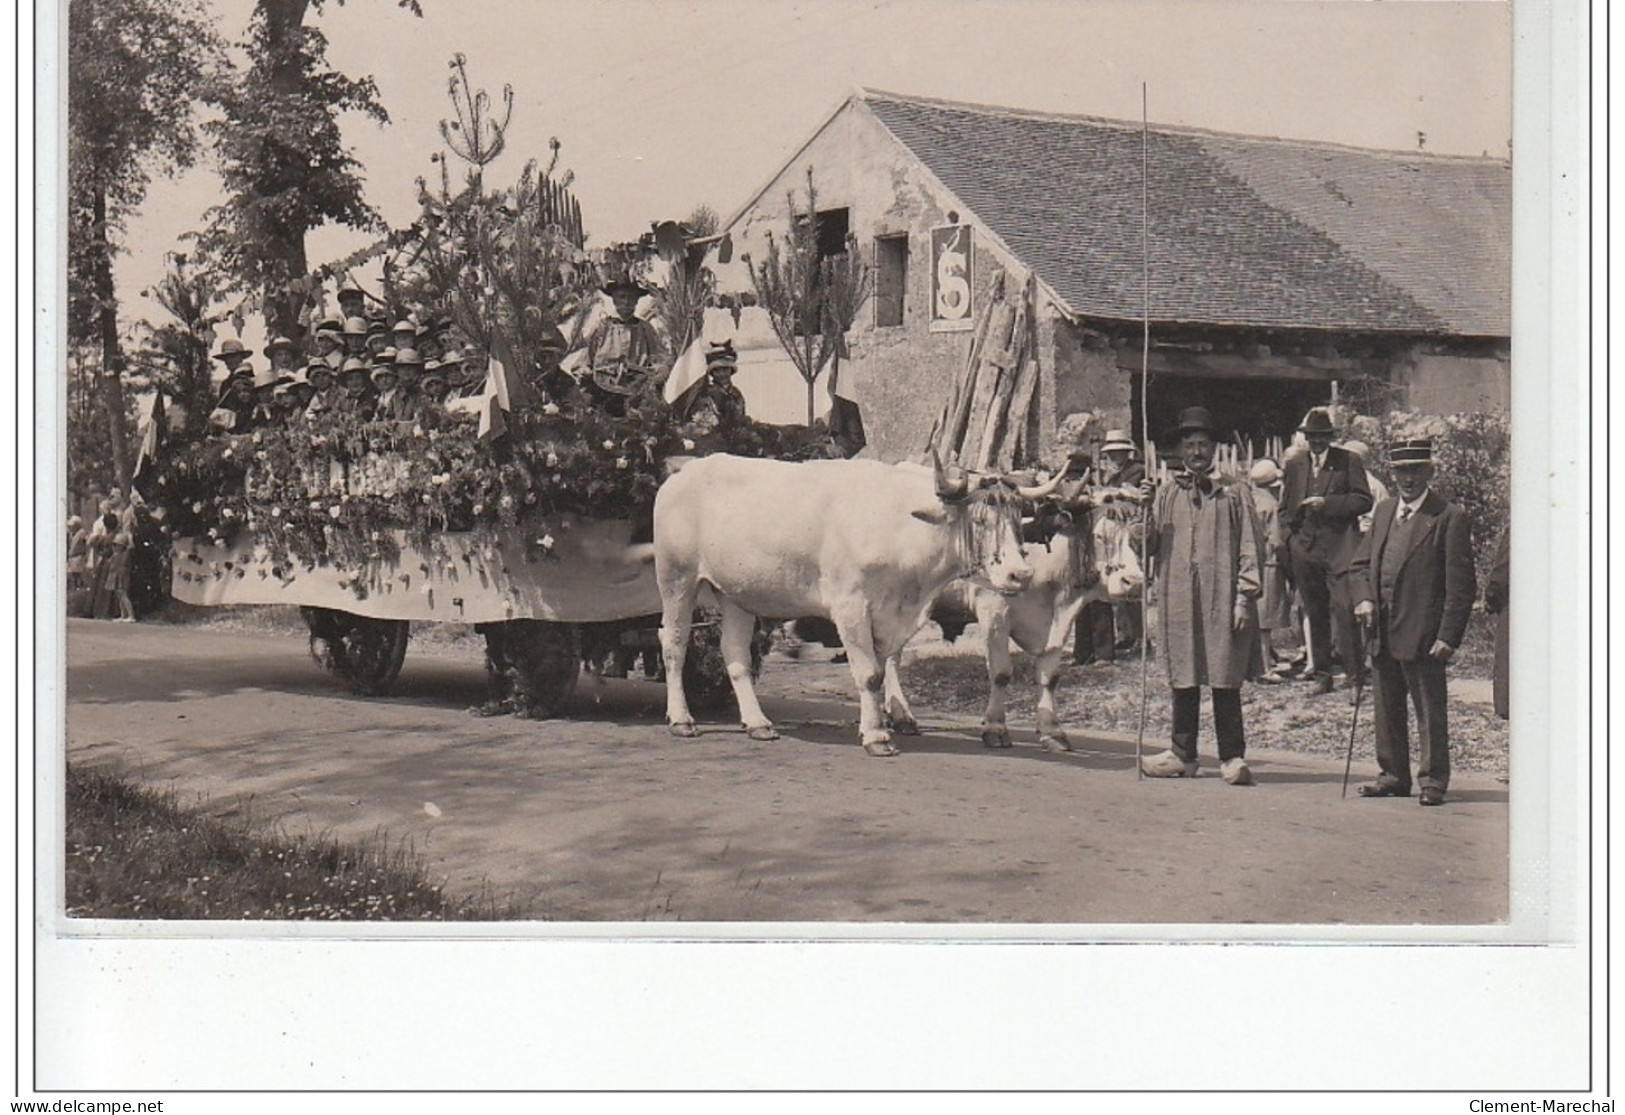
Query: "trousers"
1369 650 1451 792
1170 686 1246 763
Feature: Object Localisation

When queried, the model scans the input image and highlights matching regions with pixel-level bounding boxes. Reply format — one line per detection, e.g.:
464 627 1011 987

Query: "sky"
99 0 1513 335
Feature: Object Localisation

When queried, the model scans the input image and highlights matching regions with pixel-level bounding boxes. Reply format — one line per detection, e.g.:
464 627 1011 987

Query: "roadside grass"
64 764 532 921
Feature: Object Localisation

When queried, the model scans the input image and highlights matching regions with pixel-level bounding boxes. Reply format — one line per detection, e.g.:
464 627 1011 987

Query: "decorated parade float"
142 62 846 719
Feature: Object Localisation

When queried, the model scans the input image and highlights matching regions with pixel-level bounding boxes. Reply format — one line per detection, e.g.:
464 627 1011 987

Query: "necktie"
1398 504 1413 524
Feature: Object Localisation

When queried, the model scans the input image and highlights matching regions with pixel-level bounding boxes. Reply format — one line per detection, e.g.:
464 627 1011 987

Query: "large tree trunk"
258 0 315 339
92 187 131 490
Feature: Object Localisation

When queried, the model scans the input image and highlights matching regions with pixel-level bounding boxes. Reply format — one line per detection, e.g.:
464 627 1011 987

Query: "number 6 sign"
930 224 974 332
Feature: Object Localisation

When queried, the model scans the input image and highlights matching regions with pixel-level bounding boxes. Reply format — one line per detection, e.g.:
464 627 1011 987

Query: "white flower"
422 494 432 504
537 534 555 552
500 494 514 509
681 438 695 451
309 500 321 511
432 473 449 486
412 425 424 438
615 457 629 470
273 507 283 518
222 448 233 459
472 503 484 515
542 403 560 416
546 452 559 467
329 505 342 519
191 501 203 513
602 440 615 451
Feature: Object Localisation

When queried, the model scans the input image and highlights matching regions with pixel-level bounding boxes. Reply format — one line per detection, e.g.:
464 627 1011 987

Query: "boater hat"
263 335 299 358
601 277 650 297
1389 438 1435 467
1298 408 1336 435
340 357 369 378
213 338 249 362
342 316 369 337
1100 429 1135 453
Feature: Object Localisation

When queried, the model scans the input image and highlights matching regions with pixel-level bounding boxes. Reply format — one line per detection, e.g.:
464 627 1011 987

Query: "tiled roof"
861 91 1510 337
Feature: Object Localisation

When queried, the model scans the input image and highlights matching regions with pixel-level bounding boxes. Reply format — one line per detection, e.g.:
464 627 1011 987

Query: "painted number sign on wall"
929 224 974 332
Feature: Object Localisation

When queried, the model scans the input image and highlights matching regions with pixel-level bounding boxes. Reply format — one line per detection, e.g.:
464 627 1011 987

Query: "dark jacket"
1279 445 1372 572
1348 490 1476 661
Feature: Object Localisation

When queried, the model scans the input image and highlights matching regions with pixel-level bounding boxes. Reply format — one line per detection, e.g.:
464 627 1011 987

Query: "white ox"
930 499 1145 752
653 453 1059 756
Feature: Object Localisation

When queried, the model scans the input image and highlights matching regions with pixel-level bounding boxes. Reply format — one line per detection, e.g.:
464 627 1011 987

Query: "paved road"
62 619 1509 927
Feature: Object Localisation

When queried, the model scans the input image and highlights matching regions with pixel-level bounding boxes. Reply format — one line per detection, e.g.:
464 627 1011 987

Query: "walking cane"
1340 616 1374 798
1136 551 1152 781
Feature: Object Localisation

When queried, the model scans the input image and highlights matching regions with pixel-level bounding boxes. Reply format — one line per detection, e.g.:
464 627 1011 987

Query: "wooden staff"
1136 83 1152 780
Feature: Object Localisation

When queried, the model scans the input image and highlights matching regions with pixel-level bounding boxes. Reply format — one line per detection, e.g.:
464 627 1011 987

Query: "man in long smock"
1139 406 1262 785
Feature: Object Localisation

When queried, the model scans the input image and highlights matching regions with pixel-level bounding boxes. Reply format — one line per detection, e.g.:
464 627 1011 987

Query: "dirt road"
62 619 1508 926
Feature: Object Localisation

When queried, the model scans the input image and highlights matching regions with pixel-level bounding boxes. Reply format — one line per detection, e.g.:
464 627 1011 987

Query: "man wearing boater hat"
1349 438 1475 806
1279 407 1372 694
1074 428 1147 664
1137 406 1263 784
212 337 253 380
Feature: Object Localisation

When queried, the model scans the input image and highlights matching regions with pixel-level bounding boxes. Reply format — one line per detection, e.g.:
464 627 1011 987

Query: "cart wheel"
303 607 410 696
483 620 580 719
683 609 764 713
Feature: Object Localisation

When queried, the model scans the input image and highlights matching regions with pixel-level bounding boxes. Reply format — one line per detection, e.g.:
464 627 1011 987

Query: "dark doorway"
1131 373 1332 455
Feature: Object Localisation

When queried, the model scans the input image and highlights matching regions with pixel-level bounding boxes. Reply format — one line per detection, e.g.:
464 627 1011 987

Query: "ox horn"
1014 469 1065 501
932 450 970 502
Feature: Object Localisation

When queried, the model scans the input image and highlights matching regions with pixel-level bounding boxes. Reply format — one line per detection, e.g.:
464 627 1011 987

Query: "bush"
1347 407 1510 586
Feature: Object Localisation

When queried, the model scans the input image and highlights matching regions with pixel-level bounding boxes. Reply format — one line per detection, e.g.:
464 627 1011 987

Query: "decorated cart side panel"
171 517 662 624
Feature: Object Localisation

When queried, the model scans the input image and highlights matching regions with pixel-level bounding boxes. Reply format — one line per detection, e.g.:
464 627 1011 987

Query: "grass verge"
64 764 532 920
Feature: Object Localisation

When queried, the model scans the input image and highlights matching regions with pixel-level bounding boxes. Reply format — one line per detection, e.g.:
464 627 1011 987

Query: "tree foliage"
195 0 421 337
68 0 223 488
745 169 871 425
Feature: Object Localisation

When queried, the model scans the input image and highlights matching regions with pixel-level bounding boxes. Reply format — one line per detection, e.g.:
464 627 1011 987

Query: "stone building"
709 89 1511 462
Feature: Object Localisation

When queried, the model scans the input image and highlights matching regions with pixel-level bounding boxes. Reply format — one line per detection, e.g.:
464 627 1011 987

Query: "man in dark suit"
1349 438 1476 806
1279 408 1372 694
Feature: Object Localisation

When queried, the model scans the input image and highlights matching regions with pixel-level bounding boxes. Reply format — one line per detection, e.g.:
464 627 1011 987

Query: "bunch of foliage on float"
150 56 825 595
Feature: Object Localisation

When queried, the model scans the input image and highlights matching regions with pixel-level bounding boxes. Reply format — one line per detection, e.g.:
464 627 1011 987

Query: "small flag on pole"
663 335 710 412
478 355 510 441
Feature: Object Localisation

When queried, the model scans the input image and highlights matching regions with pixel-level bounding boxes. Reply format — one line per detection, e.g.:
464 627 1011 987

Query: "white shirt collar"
1397 488 1431 517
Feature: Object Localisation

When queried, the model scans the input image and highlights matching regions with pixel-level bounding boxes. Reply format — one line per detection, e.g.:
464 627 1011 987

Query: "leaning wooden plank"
976 278 1032 469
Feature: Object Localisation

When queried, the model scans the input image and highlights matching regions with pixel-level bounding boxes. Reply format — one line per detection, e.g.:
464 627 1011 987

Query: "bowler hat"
602 278 649 298
1168 406 1218 440
1298 408 1336 435
1389 438 1435 466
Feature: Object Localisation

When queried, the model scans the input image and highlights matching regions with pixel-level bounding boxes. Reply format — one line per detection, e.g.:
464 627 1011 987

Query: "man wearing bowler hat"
1138 406 1263 785
1349 438 1475 806
1279 407 1372 694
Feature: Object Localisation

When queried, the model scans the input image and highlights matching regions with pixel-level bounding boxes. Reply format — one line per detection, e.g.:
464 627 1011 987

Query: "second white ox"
653 453 1058 756
932 501 1145 752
